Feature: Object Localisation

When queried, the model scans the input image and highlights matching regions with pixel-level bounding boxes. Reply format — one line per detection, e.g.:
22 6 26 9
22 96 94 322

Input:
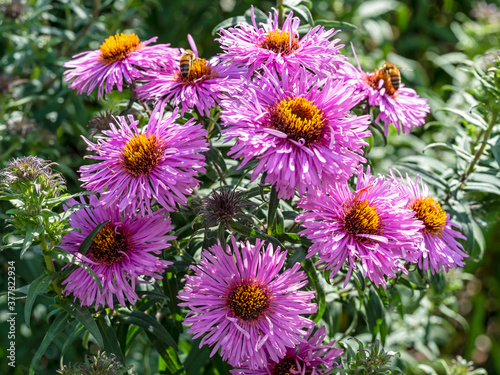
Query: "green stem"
445 112 498 202
277 0 284 27
40 236 63 297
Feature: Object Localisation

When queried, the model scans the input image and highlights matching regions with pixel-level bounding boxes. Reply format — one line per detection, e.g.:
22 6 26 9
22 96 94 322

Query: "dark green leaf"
21 224 35 259
30 312 69 374
25 273 56 328
315 19 357 30
96 313 125 364
116 309 178 350
58 299 104 348
78 220 110 255
147 332 186 375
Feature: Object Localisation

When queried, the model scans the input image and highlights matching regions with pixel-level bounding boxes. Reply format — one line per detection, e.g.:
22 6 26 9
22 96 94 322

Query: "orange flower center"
343 198 380 239
120 133 164 177
408 196 447 236
258 29 300 55
89 222 129 265
267 97 326 145
99 33 142 64
226 279 270 321
271 356 299 375
177 58 217 84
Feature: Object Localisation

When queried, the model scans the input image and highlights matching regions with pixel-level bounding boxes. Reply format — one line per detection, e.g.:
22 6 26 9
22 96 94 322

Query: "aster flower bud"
198 187 253 228
57 351 134 375
348 340 402 374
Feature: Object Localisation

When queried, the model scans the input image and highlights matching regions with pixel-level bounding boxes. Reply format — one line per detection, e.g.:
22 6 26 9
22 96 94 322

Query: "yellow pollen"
99 33 141 64
408 196 447 236
343 198 380 239
120 133 163 177
267 97 326 145
227 280 269 321
178 58 217 84
259 29 300 55
89 222 129 265
272 357 299 375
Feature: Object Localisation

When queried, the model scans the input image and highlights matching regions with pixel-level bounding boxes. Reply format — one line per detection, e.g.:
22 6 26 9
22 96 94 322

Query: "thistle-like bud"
57 351 133 375
0 156 65 198
348 340 402 375
199 187 252 228
87 110 117 136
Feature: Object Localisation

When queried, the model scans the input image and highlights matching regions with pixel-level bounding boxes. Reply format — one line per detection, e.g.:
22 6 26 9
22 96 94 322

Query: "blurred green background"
1 0 499 374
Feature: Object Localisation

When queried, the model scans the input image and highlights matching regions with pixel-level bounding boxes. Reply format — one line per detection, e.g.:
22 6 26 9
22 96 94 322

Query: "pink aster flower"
64 33 176 99
178 236 316 369
221 65 371 199
231 325 343 375
390 171 468 273
338 51 430 135
60 195 174 310
79 101 208 214
296 167 424 288
137 35 245 116
217 7 345 77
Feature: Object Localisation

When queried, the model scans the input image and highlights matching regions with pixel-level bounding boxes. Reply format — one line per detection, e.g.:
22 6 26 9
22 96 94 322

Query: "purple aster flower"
296 167 423 288
60 195 174 310
221 65 371 199
217 7 345 77
338 50 430 135
64 33 176 99
79 101 208 214
390 171 468 273
231 325 344 375
178 236 316 369
137 35 245 116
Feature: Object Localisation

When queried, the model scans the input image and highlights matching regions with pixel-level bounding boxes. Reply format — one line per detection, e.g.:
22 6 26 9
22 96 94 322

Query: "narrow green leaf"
439 107 487 130
314 19 357 30
147 332 186 375
267 186 279 235
25 273 56 328
96 313 125 364
229 220 284 250
116 309 178 350
47 247 103 293
283 4 314 26
58 299 104 348
30 312 69 374
78 220 110 255
20 224 35 259
45 191 92 207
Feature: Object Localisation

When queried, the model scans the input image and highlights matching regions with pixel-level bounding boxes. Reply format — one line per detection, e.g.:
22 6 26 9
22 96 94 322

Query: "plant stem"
445 112 498 202
40 236 63 297
277 0 284 27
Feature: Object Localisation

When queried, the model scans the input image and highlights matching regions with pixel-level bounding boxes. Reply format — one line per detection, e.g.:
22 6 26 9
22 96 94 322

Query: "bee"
377 61 401 91
180 49 197 78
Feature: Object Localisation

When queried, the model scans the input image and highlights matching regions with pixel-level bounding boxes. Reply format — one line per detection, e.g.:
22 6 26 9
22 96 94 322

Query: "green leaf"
20 224 35 259
267 186 279 235
396 162 448 191
491 135 500 167
314 19 357 30
229 220 284 250
439 107 487 130
116 309 178 350
304 259 326 323
463 182 500 195
47 247 103 293
44 191 92 207
147 332 186 375
96 313 125 364
58 299 104 348
283 3 314 26
211 7 267 35
78 220 110 255
25 273 56 328
30 312 69 374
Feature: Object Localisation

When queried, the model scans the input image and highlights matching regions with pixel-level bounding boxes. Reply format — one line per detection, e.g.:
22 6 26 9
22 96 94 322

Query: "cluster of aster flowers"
57 5 467 373
296 167 468 288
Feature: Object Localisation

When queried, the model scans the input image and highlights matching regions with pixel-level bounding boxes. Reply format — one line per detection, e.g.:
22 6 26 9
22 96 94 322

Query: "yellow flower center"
89 222 129 265
177 58 217 84
227 279 270 321
259 29 300 55
271 356 299 375
99 33 142 64
408 196 447 236
343 198 380 239
267 97 326 145
120 133 164 177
